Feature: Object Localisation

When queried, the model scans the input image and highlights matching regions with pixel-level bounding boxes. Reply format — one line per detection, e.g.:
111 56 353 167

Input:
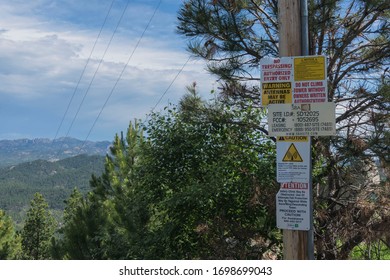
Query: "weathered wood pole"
278 0 309 260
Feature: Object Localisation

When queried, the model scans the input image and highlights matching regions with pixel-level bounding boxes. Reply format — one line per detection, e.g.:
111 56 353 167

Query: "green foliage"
0 154 105 227
21 193 56 260
51 1 390 260
0 210 22 259
140 92 278 259
55 122 145 259
351 240 390 260
57 89 280 259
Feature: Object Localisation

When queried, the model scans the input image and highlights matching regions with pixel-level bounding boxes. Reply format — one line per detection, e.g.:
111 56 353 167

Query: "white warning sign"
277 137 310 183
276 182 310 230
268 102 336 137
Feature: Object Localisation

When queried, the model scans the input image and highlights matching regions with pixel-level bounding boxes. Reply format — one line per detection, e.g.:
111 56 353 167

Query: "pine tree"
0 210 22 259
21 193 56 260
58 121 145 259
177 0 390 259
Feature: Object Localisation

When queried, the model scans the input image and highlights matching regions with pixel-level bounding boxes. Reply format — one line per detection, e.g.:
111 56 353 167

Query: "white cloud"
0 0 216 141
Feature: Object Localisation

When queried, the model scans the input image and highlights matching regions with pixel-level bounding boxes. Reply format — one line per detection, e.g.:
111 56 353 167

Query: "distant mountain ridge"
0 137 111 167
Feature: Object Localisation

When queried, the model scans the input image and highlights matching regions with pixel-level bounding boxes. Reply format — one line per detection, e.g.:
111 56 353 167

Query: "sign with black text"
276 182 310 231
260 55 327 105
268 102 336 136
277 136 310 183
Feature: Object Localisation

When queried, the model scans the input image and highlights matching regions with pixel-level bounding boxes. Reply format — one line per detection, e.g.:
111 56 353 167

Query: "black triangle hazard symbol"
282 143 303 162
278 136 285 141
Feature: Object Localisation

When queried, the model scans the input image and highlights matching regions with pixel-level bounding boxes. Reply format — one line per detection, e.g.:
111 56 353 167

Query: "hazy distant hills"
0 137 110 226
0 137 111 167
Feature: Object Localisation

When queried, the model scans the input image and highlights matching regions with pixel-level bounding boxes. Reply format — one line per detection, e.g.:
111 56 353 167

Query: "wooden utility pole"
278 0 309 260
278 0 301 56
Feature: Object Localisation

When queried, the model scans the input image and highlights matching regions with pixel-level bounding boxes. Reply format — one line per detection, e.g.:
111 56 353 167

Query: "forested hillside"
0 154 105 225
0 0 388 261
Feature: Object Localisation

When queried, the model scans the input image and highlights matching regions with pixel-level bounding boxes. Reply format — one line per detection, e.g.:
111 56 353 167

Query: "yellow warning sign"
261 82 292 105
294 56 325 81
277 136 308 142
282 143 303 162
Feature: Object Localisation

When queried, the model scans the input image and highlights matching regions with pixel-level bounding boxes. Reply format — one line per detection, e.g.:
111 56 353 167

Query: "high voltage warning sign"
282 143 303 162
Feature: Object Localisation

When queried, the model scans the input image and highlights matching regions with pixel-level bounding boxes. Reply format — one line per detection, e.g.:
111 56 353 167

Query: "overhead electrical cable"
65 0 132 138
81 0 162 148
143 55 191 125
150 56 191 113
53 0 117 141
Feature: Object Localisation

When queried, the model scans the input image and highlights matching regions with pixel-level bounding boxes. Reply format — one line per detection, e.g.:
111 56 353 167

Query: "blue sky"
0 0 216 141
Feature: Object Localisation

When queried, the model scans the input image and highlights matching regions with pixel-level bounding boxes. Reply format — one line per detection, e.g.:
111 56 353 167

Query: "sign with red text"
260 55 327 105
260 57 293 105
276 182 310 230
293 56 327 103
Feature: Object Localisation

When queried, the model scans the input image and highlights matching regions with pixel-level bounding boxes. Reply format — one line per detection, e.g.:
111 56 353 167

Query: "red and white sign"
293 80 327 103
260 55 327 105
261 58 293 82
292 56 327 103
260 57 293 105
276 182 310 231
280 182 309 189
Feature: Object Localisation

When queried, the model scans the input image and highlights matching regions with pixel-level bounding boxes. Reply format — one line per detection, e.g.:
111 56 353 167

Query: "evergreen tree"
58 96 279 259
21 193 56 260
58 121 145 259
0 210 22 259
177 0 390 259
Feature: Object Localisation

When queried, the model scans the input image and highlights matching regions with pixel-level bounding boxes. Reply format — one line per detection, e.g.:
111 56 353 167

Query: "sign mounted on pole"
277 136 310 183
260 57 293 105
268 102 336 136
260 55 327 106
276 182 310 230
293 56 327 104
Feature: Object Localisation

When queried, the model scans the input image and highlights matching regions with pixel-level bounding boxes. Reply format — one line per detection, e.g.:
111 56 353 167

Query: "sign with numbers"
268 102 336 136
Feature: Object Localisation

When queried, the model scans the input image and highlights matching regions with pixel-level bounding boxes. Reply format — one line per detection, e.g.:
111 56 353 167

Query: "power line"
65 0 132 138
80 0 162 148
143 55 192 125
53 0 116 141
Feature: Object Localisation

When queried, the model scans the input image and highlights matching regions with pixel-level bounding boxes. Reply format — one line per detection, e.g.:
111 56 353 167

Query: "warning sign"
294 56 326 81
268 102 336 137
282 144 303 162
277 136 308 142
260 55 327 105
260 57 293 105
277 137 310 183
276 182 310 230
293 80 327 104
262 82 292 105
